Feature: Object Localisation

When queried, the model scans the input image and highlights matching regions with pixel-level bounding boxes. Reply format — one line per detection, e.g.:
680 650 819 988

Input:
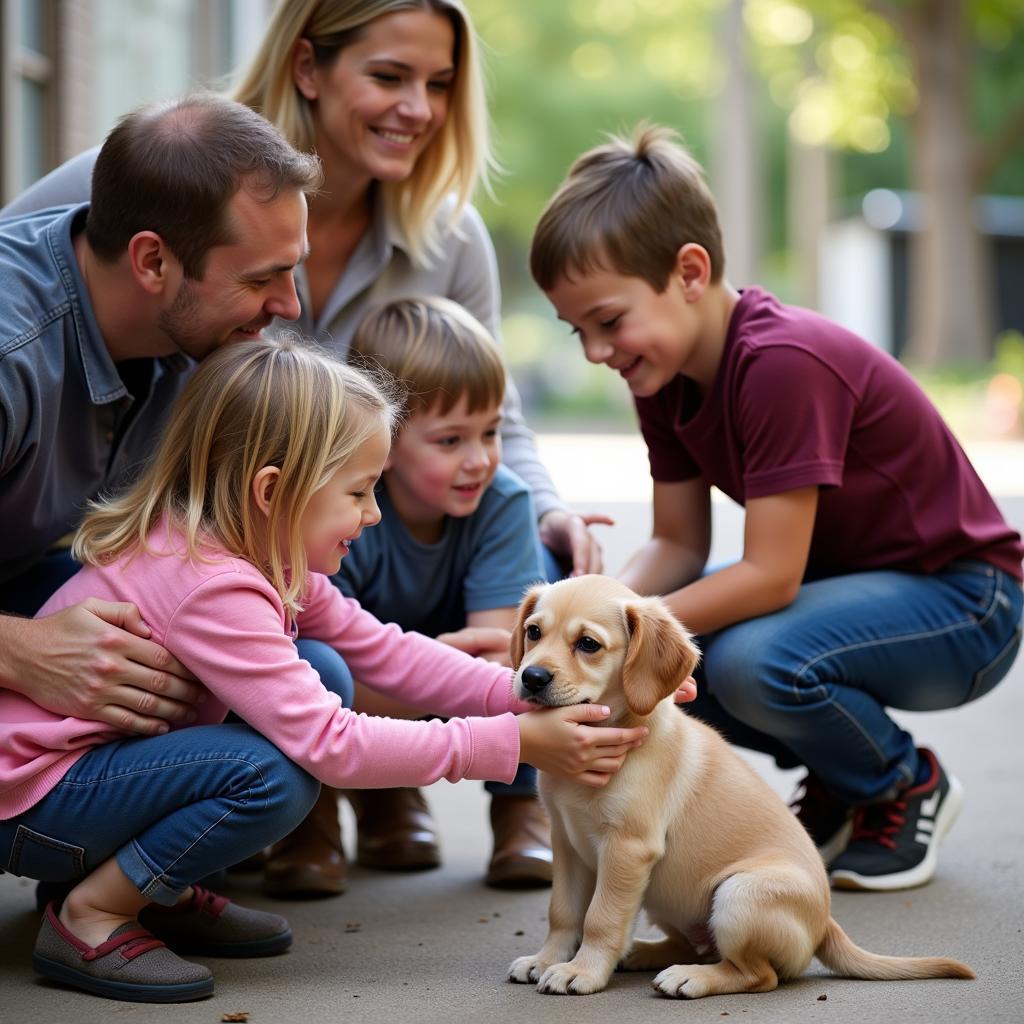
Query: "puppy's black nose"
521 665 553 694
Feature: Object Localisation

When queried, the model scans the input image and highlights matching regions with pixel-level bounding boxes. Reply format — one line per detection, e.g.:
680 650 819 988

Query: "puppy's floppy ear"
621 597 701 717
510 585 545 669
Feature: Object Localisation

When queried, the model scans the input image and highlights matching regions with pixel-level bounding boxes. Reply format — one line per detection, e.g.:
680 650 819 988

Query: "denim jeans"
688 560 1023 805
0 724 319 904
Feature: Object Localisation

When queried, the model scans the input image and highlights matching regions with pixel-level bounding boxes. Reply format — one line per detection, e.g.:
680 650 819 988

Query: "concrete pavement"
1 436 1021 1023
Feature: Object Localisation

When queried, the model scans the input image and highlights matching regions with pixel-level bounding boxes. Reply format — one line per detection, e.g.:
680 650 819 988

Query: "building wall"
1 0 272 205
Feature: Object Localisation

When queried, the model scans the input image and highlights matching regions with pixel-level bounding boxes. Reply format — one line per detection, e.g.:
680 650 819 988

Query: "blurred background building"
0 0 266 195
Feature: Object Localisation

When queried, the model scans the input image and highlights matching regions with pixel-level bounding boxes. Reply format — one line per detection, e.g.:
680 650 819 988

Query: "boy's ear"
672 242 711 299
251 466 281 517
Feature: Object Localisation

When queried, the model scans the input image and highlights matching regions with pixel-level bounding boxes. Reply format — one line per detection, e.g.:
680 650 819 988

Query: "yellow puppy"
507 575 973 999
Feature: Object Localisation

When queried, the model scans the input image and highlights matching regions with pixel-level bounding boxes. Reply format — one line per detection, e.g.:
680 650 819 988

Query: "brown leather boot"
485 794 553 888
262 786 347 899
349 788 441 870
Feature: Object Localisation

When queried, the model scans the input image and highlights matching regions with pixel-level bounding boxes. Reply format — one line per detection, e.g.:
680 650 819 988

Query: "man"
0 93 321 733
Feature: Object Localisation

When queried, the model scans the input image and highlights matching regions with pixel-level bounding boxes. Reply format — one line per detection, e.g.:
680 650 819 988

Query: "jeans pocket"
967 624 1022 704
8 825 85 882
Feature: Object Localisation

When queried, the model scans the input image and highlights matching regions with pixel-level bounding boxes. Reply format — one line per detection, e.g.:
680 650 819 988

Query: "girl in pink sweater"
0 337 647 1003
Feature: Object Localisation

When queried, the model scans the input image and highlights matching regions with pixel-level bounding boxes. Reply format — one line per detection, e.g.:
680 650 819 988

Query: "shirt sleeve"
734 345 854 499
163 571 524 789
462 471 546 612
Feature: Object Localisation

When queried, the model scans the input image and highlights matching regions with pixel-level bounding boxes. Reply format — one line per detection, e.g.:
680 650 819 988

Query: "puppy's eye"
526 624 542 642
575 636 601 654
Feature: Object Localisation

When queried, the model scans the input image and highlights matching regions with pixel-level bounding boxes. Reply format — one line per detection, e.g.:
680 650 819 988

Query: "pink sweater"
0 522 527 819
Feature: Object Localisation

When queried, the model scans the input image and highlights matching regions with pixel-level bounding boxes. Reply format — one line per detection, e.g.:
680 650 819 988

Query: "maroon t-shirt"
635 287 1023 581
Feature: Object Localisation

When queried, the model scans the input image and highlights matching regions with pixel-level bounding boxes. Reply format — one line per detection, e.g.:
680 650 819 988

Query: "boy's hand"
517 703 648 788
674 675 698 704
539 510 615 576
436 625 511 664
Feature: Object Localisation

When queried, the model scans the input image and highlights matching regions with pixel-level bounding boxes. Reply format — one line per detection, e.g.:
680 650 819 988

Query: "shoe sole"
356 844 441 871
158 927 293 959
32 953 214 1003
830 776 964 892
262 865 348 900
486 867 553 889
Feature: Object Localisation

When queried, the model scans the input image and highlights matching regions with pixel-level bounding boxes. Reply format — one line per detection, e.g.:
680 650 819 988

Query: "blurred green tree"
470 0 1024 368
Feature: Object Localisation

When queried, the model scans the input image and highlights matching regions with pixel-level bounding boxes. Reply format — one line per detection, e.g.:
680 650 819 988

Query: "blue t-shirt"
333 464 545 635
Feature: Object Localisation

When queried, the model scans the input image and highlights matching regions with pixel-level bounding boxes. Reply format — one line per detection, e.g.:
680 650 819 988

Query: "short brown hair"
86 93 322 279
530 123 725 293
349 296 505 418
74 335 398 619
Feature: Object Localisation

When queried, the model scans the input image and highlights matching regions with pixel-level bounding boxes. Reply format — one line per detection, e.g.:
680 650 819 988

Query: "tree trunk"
900 0 994 365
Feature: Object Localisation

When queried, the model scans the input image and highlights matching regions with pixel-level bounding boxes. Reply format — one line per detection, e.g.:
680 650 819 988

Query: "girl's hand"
516 703 648 788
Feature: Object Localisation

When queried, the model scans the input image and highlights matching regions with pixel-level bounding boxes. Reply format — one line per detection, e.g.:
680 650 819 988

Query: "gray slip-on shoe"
32 902 214 1003
139 885 292 957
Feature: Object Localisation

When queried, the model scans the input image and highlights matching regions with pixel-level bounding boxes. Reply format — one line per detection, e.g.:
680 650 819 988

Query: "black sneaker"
789 772 853 865
830 748 963 891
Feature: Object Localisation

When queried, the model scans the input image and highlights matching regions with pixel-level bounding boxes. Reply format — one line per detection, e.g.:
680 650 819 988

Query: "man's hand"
0 599 202 735
539 510 615 577
435 625 512 665
517 703 648 788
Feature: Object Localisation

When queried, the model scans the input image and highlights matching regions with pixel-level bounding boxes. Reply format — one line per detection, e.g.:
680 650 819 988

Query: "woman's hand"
0 599 202 735
539 510 615 577
516 703 648 788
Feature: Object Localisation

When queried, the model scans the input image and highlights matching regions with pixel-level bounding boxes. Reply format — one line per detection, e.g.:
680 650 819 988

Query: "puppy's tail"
815 918 974 981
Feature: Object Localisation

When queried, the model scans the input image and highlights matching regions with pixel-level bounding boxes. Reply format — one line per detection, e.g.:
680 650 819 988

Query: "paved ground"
1 436 1021 1023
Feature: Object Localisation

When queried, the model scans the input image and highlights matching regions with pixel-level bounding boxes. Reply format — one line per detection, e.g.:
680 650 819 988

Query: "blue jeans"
688 561 1022 805
0 724 319 904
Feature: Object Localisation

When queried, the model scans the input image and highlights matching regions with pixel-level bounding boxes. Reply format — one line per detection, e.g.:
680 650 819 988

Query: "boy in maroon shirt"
529 125 1023 891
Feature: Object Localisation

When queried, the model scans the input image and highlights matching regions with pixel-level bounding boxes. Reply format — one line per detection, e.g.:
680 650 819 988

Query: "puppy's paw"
537 961 609 995
508 954 544 984
652 964 712 999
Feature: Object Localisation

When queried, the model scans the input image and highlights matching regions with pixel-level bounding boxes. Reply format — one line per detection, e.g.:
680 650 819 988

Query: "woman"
2 0 605 897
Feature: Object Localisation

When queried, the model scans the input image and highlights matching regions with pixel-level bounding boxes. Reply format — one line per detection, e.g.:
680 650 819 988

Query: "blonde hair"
349 296 505 417
231 0 492 265
530 123 725 293
73 337 398 618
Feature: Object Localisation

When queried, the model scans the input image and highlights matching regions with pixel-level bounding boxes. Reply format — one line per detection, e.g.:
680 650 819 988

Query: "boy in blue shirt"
263 297 551 896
